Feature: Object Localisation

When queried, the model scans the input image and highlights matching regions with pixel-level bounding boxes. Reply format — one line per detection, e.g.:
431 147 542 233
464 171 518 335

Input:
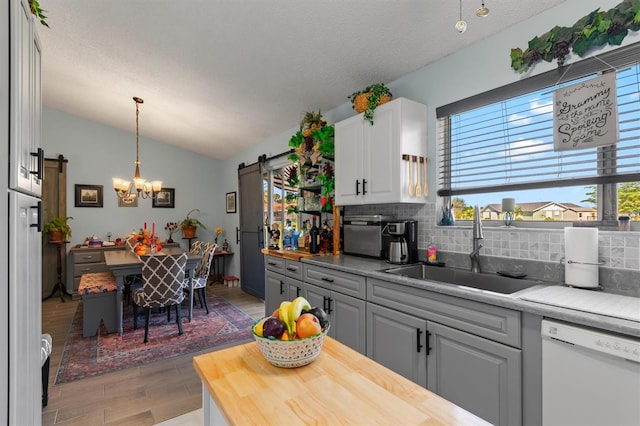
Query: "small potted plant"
43 214 73 242
180 209 206 238
164 221 179 243
348 83 392 125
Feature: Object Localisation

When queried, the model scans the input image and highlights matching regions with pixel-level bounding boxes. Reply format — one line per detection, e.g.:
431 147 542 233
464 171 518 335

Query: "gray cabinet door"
331 291 366 354
427 321 522 426
264 270 286 317
303 283 366 354
286 279 303 300
366 303 427 387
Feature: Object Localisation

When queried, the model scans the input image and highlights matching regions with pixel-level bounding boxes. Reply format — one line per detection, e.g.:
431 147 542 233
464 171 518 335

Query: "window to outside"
437 45 640 225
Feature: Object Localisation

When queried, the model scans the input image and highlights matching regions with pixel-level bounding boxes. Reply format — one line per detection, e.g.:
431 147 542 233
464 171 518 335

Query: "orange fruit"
280 330 290 341
254 319 266 337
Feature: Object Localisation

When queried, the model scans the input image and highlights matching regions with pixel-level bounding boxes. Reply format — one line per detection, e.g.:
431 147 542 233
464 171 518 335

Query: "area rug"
55 294 256 384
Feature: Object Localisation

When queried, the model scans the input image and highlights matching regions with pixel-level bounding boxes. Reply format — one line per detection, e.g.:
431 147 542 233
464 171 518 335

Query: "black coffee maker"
386 220 418 264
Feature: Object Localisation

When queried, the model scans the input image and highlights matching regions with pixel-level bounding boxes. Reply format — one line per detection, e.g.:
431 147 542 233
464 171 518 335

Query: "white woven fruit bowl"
252 318 330 368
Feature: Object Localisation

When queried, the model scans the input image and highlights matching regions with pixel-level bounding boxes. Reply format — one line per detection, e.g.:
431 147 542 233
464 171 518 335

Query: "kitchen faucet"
470 205 483 273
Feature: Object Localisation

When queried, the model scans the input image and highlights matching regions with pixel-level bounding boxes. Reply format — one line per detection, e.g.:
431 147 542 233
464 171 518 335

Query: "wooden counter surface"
193 337 489 425
261 248 332 261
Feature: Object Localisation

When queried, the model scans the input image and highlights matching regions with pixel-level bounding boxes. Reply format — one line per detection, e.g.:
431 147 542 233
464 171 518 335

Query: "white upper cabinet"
9 0 43 197
334 97 427 205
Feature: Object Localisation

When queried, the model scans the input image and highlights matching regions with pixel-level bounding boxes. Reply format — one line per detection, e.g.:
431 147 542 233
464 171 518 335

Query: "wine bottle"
309 215 320 254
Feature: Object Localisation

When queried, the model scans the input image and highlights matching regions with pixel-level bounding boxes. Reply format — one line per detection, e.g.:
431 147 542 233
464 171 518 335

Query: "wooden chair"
132 253 188 343
184 243 217 315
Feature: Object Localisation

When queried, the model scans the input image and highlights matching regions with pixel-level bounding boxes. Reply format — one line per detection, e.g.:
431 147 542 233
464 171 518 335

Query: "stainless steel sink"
383 264 541 295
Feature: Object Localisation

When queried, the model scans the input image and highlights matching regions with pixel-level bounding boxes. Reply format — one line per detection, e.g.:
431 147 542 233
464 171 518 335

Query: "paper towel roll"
564 228 599 288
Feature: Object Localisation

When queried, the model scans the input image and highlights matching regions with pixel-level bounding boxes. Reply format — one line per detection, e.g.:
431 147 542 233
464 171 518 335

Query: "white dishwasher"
542 319 640 426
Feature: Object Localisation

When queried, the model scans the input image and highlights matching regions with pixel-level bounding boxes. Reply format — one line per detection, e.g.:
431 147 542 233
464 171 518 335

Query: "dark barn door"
238 162 265 299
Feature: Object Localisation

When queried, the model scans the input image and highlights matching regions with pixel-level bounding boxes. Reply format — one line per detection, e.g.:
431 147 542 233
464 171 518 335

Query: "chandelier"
112 97 162 200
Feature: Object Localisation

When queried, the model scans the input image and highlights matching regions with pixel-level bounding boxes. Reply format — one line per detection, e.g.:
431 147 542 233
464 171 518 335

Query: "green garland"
510 0 640 74
29 0 49 27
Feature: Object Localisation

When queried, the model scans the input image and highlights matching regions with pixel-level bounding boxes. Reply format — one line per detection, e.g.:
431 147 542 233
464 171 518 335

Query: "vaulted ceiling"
37 0 566 159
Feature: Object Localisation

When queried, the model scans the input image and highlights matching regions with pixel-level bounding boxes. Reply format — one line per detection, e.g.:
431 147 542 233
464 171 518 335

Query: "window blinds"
437 43 640 197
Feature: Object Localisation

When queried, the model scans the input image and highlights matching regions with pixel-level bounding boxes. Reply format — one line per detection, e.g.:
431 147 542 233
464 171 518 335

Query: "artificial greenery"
510 0 640 74
43 214 72 238
348 83 392 125
29 0 49 27
310 125 335 157
180 208 206 229
287 110 336 212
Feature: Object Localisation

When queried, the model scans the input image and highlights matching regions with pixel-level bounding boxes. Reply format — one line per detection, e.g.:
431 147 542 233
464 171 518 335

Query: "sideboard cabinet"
67 243 179 297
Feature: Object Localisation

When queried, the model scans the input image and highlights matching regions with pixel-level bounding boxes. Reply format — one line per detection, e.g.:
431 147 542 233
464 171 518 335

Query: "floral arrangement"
215 227 224 244
131 222 162 255
164 221 179 242
510 0 640 73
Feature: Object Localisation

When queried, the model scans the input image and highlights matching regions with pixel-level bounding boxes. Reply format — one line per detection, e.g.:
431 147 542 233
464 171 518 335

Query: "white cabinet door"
9 0 42 196
363 105 396 203
334 114 365 204
335 98 426 206
8 191 42 425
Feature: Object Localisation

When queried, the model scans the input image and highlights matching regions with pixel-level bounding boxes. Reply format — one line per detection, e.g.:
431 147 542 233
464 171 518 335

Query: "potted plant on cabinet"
43 215 72 242
348 83 392 125
180 209 206 238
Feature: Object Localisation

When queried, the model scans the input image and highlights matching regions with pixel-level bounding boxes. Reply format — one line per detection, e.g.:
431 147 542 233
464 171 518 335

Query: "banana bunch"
279 296 311 337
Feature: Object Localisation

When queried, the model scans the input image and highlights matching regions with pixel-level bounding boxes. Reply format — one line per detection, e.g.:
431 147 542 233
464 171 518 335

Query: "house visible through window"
437 42 640 224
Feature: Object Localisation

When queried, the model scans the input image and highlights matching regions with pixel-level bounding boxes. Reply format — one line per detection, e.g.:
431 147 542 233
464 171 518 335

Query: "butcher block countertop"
261 248 333 261
193 337 489 425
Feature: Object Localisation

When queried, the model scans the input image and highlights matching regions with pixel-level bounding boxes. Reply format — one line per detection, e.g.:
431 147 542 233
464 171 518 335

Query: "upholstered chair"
132 253 187 343
189 240 204 255
184 243 217 315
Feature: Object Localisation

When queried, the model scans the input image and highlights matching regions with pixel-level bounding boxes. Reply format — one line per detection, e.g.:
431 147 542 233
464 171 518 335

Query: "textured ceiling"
37 0 566 160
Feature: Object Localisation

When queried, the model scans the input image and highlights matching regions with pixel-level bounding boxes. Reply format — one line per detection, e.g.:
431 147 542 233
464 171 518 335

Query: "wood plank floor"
41 283 264 425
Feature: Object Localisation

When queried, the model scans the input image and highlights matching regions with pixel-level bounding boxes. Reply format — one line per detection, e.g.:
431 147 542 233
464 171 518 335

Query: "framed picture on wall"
75 184 103 208
118 193 138 207
152 187 175 208
226 191 236 213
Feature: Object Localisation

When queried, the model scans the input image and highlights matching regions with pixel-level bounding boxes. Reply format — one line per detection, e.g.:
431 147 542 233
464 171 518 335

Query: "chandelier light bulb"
455 20 467 33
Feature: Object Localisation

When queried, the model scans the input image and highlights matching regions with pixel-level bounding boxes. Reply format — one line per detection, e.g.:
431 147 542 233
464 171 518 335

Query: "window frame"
436 42 640 229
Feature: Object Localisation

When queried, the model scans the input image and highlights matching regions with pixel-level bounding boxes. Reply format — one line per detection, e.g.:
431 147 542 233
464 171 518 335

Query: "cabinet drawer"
74 262 109 277
265 255 285 273
284 260 303 281
304 264 366 299
368 278 521 347
73 251 105 264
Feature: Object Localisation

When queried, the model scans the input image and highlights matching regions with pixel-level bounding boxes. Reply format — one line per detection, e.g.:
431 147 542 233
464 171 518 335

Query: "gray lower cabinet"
366 303 427 387
265 269 287 316
427 320 522 426
264 256 304 316
367 277 522 426
304 282 366 354
303 263 367 354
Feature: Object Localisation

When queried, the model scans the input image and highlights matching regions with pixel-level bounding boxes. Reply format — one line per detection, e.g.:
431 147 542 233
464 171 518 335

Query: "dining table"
104 247 202 335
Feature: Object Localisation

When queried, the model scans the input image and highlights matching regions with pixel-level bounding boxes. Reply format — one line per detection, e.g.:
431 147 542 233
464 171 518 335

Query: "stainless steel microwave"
343 215 394 259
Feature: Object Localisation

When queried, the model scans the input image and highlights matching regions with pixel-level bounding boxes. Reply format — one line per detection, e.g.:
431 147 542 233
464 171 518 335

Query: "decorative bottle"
309 215 320 254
